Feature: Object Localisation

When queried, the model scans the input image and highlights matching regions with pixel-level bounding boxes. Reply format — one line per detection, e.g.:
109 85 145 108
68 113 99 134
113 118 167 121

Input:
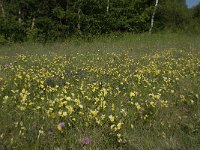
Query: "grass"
1 32 200 56
0 33 200 149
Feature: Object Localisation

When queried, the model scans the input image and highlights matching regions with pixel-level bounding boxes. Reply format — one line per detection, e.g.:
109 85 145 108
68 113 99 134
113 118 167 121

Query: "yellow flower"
102 88 107 96
90 109 98 116
135 102 141 110
79 104 83 109
116 122 123 130
63 111 67 116
110 124 115 130
111 103 115 111
130 91 137 98
150 101 156 107
109 115 115 122
131 124 134 129
57 122 65 132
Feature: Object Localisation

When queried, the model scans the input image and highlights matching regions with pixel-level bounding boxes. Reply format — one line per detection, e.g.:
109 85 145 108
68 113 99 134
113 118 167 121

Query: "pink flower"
81 136 92 145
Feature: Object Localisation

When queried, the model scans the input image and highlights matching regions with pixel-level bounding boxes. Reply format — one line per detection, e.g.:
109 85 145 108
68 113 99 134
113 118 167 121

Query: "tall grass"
1 33 200 56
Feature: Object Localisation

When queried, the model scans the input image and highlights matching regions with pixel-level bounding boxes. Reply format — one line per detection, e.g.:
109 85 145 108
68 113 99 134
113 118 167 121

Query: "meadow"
0 33 200 150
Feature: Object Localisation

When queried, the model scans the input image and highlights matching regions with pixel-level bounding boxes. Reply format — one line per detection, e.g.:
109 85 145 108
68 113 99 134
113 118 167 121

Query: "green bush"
184 19 200 34
0 35 7 45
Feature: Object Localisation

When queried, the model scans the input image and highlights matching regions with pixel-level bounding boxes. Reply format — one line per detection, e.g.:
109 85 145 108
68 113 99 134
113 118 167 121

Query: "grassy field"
0 33 200 149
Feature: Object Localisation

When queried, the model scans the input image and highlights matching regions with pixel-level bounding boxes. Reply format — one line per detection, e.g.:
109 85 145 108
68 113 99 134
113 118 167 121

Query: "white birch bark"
0 0 5 17
107 0 110 14
31 18 35 29
18 9 22 23
149 0 159 34
77 8 81 34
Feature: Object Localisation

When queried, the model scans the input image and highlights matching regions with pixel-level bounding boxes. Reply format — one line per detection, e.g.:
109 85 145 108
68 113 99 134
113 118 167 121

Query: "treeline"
0 0 200 42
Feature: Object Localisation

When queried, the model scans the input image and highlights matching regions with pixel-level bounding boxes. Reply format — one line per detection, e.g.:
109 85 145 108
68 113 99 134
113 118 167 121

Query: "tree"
149 0 158 34
107 0 110 14
192 2 200 18
156 0 189 30
1 0 192 42
0 0 5 17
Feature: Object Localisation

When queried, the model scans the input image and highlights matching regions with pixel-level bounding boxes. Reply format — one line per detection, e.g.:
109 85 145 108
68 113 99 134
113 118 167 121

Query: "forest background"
0 0 200 43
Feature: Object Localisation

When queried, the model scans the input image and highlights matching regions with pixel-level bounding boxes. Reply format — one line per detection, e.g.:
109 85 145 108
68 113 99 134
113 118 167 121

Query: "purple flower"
81 137 92 145
57 122 65 131
59 122 65 127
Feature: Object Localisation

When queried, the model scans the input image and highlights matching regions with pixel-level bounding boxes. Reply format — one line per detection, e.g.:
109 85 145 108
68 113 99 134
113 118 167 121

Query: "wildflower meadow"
0 34 200 149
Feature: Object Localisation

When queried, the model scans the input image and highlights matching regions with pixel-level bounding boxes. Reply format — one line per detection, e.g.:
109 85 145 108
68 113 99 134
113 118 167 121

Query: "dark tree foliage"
155 0 190 30
0 0 195 42
192 2 200 18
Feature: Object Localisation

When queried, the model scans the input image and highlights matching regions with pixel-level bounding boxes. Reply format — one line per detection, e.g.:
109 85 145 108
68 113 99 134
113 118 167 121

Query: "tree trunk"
106 0 110 14
31 17 35 29
77 8 81 34
149 0 159 34
0 0 5 17
18 9 22 23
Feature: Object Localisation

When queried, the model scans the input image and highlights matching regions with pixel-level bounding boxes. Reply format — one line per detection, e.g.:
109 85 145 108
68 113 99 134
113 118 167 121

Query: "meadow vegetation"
0 33 200 149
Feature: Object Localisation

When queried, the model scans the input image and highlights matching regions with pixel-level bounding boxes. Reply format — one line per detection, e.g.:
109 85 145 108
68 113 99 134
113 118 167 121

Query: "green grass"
0 33 200 150
1 32 200 56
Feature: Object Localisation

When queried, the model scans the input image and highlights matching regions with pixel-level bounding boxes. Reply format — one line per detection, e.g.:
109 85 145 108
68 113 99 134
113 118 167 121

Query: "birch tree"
107 0 110 14
31 18 35 29
18 9 22 23
0 0 5 17
149 0 159 34
77 8 81 30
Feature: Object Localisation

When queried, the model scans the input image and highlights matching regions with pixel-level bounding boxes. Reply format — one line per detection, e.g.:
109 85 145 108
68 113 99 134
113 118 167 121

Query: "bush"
0 35 7 45
0 16 27 42
184 19 200 34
